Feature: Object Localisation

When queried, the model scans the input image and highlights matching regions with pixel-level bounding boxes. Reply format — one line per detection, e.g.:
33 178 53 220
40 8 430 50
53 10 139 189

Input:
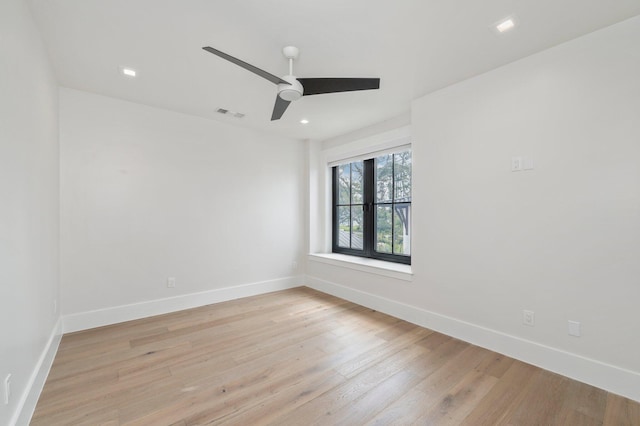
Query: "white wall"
307 16 640 401
60 89 305 328
0 0 61 424
413 14 640 371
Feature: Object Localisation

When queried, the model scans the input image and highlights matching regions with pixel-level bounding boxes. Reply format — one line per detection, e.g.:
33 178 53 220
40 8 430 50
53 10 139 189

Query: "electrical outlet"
523 310 535 327
4 374 11 405
292 261 298 271
167 277 176 288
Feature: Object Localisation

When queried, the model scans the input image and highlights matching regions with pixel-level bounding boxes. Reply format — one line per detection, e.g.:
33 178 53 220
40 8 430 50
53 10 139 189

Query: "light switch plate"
568 320 581 337
511 156 523 172
523 156 534 170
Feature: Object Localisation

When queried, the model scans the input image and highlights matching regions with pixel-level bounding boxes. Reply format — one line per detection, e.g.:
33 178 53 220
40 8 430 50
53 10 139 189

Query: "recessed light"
493 16 517 34
497 19 515 32
120 67 137 77
300 119 309 124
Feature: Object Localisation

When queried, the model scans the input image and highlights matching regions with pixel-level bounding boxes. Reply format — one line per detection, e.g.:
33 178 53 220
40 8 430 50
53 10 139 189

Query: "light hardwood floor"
32 287 639 425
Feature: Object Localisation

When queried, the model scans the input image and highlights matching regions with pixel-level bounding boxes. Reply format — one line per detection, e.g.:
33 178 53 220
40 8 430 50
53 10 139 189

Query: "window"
332 149 411 264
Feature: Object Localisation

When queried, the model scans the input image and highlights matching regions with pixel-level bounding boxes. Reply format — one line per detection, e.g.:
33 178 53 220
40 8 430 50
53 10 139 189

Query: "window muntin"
332 149 411 264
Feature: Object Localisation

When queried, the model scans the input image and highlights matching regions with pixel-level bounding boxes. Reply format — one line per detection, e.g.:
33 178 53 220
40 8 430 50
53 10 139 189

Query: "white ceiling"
28 0 640 141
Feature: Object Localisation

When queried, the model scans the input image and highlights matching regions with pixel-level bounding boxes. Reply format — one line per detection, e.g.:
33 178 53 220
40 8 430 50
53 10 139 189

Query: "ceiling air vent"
216 108 245 118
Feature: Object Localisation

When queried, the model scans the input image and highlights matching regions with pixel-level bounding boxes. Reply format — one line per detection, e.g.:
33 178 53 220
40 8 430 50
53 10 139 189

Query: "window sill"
308 253 413 282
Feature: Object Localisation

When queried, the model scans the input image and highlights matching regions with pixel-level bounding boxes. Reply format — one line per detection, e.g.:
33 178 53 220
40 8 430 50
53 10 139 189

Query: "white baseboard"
12 317 63 426
305 275 640 403
63 276 303 333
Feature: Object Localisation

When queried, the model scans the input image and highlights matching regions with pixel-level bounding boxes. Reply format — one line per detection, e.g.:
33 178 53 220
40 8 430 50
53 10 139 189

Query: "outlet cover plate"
568 320 581 337
523 310 535 326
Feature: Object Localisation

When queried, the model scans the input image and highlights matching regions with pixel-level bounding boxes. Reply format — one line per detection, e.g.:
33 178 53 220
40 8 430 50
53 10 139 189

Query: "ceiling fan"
202 45 380 121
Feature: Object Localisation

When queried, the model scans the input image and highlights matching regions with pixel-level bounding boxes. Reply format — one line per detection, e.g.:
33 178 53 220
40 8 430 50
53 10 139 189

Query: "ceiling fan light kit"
278 75 303 101
202 45 380 121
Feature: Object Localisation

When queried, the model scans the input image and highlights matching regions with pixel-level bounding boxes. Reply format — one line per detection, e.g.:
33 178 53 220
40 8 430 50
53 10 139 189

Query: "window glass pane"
393 203 411 256
338 206 350 247
334 150 411 263
375 154 393 202
351 161 364 204
394 151 412 202
375 205 392 253
351 206 363 250
338 164 350 205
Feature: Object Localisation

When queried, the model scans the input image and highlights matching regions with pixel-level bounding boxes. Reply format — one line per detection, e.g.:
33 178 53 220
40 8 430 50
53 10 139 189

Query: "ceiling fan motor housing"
278 75 304 101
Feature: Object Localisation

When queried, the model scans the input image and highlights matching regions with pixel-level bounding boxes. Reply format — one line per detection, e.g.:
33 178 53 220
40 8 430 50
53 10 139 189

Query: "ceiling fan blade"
271 95 291 121
202 46 289 85
298 78 380 96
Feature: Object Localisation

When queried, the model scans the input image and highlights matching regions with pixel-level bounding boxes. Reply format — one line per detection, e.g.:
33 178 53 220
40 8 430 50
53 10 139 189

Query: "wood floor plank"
364 343 489 425
368 344 491 424
269 344 430 425
455 356 538 424
120 336 335 424
558 378 607 423
495 368 570 425
32 287 640 425
604 393 640 425
186 354 347 425
416 369 498 425
335 326 432 378
326 369 423 426
473 350 515 379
